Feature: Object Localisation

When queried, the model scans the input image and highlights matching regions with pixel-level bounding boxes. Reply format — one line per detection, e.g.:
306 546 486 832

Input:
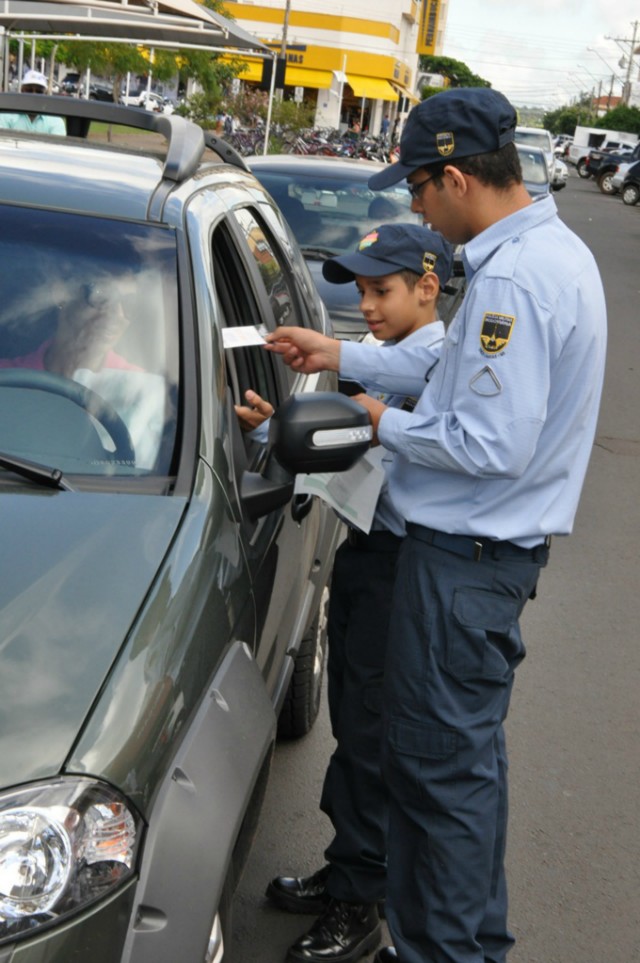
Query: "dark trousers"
381 527 548 963
320 530 401 904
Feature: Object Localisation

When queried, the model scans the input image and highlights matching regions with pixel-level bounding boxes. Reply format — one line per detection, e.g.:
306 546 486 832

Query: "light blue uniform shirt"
340 195 607 547
368 321 444 536
249 322 445 536
0 113 66 135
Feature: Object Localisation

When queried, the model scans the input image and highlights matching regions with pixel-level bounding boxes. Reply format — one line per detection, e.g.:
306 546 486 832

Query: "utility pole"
276 0 291 98
279 0 291 61
605 20 639 104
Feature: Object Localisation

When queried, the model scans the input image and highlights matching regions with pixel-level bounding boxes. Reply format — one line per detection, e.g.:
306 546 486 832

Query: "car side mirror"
240 392 372 519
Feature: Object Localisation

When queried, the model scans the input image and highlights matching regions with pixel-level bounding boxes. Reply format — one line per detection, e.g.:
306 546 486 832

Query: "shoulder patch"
480 312 515 354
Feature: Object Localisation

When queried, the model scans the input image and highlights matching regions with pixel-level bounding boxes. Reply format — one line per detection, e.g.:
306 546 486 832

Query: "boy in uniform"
244 223 454 963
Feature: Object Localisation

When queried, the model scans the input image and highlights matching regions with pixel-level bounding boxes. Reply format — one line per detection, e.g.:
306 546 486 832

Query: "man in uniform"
266 87 607 963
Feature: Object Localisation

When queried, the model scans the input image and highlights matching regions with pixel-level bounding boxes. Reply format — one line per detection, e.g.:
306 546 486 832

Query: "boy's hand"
352 393 387 446
235 389 274 432
265 327 341 374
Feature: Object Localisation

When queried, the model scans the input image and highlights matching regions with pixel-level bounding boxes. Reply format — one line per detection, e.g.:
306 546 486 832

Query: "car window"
211 216 289 456
253 169 420 255
515 129 552 152
0 204 179 482
233 206 298 329
517 147 548 185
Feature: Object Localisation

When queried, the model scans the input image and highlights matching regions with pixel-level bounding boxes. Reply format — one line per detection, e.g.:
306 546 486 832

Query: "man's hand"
264 327 341 374
352 393 387 446
235 389 274 432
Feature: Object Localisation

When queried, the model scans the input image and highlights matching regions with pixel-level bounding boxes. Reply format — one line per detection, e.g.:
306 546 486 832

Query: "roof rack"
0 94 249 180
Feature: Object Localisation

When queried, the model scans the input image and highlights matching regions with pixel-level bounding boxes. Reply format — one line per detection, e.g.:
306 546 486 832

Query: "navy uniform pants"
320 528 402 904
382 525 549 963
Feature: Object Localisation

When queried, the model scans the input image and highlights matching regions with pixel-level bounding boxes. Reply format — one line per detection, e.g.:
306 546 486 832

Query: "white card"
222 325 268 349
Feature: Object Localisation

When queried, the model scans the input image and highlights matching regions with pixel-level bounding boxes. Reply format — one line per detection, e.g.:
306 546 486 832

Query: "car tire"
622 183 640 205
598 171 616 194
277 587 329 739
577 159 591 178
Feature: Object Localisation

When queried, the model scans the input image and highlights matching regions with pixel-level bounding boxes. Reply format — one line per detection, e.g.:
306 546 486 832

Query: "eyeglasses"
80 282 110 310
407 174 435 200
21 85 45 94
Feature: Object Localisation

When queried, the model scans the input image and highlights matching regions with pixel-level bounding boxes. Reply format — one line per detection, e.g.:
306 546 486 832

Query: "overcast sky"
442 0 640 108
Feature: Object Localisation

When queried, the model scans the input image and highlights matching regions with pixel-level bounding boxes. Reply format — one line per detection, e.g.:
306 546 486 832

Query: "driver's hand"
235 389 274 432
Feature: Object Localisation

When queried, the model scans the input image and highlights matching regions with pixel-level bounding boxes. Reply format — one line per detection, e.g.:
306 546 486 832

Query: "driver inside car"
0 281 141 377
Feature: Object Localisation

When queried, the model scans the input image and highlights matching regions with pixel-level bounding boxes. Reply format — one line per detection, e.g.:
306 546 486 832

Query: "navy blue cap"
368 88 517 190
322 223 454 287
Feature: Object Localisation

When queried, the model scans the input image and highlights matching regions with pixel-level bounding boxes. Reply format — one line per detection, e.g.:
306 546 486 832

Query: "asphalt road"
230 172 640 963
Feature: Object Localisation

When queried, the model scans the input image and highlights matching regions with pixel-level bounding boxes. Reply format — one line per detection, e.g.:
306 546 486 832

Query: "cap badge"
422 251 437 273
480 312 515 354
358 230 379 251
436 132 455 156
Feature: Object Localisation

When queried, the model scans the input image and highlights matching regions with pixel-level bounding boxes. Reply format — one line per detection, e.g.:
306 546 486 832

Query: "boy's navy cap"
322 223 454 287
368 88 517 190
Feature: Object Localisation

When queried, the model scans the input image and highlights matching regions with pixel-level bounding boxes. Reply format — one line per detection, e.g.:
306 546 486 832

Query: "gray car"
0 95 370 963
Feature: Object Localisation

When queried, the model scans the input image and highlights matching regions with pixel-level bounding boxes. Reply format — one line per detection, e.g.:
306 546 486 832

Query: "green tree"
594 104 640 135
543 102 593 134
418 55 490 89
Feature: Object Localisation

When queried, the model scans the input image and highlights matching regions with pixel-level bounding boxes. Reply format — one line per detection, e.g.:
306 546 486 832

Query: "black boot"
286 899 381 962
266 865 331 914
373 949 398 962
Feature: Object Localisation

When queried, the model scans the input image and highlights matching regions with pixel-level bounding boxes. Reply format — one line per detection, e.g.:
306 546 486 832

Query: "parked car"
585 141 640 193
569 135 637 178
0 94 371 963
551 156 569 190
516 143 551 199
515 125 555 179
247 153 466 340
87 82 115 102
610 160 633 194
60 73 114 101
621 160 640 205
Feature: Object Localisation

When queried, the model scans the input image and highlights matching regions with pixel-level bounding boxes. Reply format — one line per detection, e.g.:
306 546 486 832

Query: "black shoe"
266 865 332 915
267 864 387 919
373 949 398 962
286 899 381 962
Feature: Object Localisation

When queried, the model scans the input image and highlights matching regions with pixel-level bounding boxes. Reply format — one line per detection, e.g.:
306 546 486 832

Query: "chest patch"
480 312 515 354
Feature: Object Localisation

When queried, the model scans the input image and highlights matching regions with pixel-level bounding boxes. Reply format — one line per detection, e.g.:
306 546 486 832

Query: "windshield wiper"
0 452 74 491
298 245 338 260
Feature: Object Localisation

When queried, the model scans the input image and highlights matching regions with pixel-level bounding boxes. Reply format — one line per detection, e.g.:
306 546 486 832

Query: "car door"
207 201 333 700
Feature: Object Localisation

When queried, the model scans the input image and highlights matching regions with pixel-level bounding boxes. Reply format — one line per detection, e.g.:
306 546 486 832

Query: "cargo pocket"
448 587 523 682
386 716 458 805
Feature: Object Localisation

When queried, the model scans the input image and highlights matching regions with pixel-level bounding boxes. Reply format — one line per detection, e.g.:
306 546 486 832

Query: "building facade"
223 0 449 134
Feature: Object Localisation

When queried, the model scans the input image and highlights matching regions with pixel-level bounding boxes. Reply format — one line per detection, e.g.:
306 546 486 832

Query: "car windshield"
0 204 179 482
516 130 551 151
254 169 420 254
517 147 548 185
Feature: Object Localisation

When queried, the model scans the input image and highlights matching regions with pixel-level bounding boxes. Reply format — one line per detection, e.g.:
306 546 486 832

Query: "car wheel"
598 171 616 194
622 183 640 205
277 587 329 739
577 159 591 178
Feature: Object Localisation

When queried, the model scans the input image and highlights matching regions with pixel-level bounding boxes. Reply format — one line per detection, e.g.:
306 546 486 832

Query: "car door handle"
291 493 313 523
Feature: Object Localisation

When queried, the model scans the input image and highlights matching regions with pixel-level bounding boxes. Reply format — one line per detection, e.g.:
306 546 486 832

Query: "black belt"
346 528 403 552
406 524 551 563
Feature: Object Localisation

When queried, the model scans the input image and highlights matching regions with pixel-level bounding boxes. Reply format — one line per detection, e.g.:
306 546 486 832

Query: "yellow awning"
237 60 263 83
391 82 420 105
285 66 333 90
235 62 334 90
347 75 398 102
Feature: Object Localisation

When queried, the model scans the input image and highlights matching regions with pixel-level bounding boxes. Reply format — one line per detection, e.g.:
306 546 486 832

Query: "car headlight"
0 777 142 944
